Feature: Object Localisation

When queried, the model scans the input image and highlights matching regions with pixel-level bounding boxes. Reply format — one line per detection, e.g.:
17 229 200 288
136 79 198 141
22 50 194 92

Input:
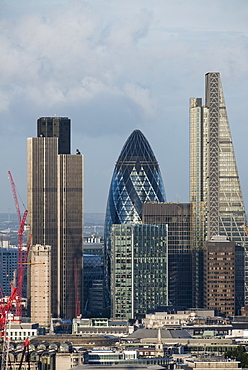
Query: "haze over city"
1 0 248 214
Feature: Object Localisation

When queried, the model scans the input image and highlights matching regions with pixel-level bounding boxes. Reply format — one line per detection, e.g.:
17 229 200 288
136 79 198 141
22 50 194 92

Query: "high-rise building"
190 72 247 308
37 116 71 154
27 117 83 319
142 202 192 309
203 236 235 317
104 129 166 302
111 223 168 320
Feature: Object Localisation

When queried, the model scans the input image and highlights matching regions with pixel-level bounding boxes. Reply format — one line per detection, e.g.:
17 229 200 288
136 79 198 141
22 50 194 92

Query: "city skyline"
1 1 248 215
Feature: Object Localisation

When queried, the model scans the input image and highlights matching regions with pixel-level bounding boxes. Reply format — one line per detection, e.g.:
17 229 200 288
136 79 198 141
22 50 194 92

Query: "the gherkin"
104 129 166 298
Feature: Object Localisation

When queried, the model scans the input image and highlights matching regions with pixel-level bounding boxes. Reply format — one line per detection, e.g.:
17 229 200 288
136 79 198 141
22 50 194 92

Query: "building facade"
37 116 71 154
203 236 235 317
142 202 192 308
0 241 18 297
27 117 83 319
30 244 51 327
111 223 168 320
104 130 166 304
190 72 247 307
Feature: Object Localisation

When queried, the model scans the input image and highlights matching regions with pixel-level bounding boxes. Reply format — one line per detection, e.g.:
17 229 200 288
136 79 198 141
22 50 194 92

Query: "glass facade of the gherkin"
104 130 166 298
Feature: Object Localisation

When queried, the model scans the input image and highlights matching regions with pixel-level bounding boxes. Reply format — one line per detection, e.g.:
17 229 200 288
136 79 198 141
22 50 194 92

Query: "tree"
225 345 248 368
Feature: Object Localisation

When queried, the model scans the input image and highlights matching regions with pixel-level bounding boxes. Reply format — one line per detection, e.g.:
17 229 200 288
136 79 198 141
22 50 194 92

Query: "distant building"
27 117 83 319
204 236 235 317
83 239 104 315
142 202 192 308
83 254 104 315
0 240 18 296
72 317 134 336
111 223 168 320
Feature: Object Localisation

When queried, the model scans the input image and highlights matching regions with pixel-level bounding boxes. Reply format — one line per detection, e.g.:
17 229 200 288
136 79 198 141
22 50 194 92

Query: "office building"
27 117 83 319
104 129 166 300
30 244 51 327
190 72 247 307
83 255 104 315
203 236 235 317
111 223 168 320
83 239 104 316
142 202 192 308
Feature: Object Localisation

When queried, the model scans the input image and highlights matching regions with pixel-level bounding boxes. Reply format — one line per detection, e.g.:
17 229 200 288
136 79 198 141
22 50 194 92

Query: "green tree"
225 345 248 368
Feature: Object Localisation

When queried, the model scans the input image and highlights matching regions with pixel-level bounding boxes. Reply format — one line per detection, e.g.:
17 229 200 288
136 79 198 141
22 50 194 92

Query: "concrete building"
72 317 134 336
203 236 235 317
30 244 51 326
190 73 247 308
111 223 168 320
27 117 83 319
7 322 38 341
142 202 192 308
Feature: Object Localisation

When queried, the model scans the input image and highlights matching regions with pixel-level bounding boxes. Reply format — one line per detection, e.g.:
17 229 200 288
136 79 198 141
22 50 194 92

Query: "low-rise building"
7 322 39 341
72 317 134 336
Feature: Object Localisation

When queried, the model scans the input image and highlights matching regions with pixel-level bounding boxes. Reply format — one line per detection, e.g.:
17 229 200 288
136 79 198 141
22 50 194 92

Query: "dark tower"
37 116 71 154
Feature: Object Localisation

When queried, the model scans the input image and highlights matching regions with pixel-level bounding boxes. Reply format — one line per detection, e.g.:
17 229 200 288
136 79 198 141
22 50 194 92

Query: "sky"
1 0 248 215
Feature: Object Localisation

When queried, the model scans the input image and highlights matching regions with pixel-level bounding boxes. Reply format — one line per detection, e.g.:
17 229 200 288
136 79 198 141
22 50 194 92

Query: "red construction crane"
0 285 18 369
8 171 28 317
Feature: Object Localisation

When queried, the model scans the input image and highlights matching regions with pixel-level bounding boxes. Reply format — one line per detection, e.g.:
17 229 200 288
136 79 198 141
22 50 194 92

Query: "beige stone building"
30 244 51 326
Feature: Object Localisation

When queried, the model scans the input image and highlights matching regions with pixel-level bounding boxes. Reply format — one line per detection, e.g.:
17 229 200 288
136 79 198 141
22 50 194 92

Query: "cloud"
124 83 156 118
1 0 248 214
1 0 248 128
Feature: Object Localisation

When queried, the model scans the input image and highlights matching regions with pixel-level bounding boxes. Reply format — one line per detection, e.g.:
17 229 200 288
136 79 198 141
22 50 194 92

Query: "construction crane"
0 172 32 369
8 171 29 317
0 286 17 370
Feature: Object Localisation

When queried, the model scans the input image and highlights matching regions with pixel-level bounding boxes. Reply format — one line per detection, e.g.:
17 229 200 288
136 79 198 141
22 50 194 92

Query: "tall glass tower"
111 223 168 320
190 72 247 308
104 129 166 300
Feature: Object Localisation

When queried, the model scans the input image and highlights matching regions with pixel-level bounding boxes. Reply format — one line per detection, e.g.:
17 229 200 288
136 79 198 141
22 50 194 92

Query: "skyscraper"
190 72 247 308
104 130 166 300
142 202 192 308
111 223 168 320
27 117 83 319
203 236 235 317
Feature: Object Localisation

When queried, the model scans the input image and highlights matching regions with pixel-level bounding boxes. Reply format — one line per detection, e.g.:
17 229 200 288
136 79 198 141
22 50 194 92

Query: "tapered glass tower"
104 130 166 299
190 72 247 308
